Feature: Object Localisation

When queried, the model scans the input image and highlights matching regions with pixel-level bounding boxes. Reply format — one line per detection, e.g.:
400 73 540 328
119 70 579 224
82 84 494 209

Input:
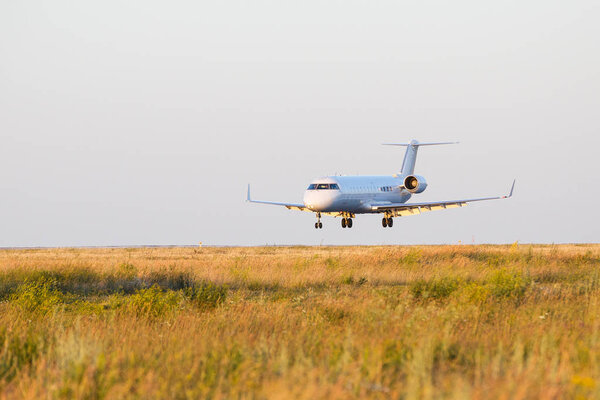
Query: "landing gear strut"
314 212 323 229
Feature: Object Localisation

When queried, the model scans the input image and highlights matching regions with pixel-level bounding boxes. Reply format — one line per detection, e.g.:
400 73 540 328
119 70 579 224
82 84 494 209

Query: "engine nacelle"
403 175 428 194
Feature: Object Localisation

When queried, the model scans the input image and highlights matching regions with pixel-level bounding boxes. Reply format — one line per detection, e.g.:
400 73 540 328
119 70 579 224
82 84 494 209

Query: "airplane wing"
246 185 309 212
371 180 515 216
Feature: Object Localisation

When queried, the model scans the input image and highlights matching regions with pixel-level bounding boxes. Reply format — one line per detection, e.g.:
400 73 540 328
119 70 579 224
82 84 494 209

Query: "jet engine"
403 175 428 194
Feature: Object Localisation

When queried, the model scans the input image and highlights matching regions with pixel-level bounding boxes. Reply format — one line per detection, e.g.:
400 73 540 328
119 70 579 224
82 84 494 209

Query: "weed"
325 257 340 270
184 283 227 310
401 248 423 265
487 269 530 299
117 262 137 279
147 270 195 291
9 278 67 314
0 328 44 382
341 275 367 286
125 285 180 318
410 276 464 300
321 306 350 323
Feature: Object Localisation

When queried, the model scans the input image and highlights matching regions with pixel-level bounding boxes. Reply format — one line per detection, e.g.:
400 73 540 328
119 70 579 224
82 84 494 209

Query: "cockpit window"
307 183 340 190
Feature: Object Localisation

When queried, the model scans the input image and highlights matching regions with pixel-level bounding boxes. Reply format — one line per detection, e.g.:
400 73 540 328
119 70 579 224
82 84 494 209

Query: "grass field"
0 244 599 399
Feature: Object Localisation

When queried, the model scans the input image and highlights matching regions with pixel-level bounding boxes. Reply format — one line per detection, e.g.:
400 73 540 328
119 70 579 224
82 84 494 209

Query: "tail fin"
383 140 458 175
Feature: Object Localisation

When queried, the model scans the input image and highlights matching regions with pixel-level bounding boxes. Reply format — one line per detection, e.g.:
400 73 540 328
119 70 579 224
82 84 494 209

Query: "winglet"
247 184 251 202
503 179 516 199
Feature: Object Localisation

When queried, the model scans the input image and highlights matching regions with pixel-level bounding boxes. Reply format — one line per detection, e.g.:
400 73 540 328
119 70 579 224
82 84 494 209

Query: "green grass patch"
410 276 464 300
183 282 228 310
123 284 181 318
9 278 68 314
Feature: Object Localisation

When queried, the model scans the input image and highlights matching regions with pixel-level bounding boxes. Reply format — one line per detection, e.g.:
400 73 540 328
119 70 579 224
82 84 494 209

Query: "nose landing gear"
314 213 323 229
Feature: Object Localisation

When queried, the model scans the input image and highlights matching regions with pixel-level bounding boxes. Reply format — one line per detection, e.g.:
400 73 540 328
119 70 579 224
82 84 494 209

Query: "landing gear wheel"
382 217 388 228
341 218 347 228
347 218 353 228
318 222 323 229
315 222 319 229
387 218 393 227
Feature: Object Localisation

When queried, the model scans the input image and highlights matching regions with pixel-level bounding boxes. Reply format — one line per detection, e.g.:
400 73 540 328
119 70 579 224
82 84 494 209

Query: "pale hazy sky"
1 0 599 246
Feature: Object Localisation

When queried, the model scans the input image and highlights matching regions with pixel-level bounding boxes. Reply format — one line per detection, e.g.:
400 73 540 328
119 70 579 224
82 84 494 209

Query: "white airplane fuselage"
303 175 412 213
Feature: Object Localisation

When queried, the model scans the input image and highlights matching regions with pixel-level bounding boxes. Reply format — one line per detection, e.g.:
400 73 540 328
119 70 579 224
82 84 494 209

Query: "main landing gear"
314 212 323 229
341 218 353 228
382 217 394 228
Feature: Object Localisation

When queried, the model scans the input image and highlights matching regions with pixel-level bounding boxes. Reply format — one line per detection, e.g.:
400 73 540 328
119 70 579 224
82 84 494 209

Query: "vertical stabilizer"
383 140 458 175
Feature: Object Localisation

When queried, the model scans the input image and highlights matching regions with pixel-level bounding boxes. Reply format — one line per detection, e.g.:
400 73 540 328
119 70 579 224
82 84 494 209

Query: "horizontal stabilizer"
382 141 459 147
383 140 458 175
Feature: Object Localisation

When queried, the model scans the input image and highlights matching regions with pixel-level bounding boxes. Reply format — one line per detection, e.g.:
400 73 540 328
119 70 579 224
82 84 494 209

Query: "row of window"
307 183 340 190
307 183 395 192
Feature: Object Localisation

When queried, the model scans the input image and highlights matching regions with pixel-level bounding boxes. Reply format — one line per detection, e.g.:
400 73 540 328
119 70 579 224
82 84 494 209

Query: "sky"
1 0 599 246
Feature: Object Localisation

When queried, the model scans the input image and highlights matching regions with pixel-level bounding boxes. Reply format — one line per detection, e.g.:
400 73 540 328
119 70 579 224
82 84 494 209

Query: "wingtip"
509 179 516 197
246 184 251 202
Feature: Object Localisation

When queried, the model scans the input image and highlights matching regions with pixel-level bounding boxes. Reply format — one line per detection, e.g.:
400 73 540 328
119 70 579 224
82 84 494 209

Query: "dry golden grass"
0 244 599 399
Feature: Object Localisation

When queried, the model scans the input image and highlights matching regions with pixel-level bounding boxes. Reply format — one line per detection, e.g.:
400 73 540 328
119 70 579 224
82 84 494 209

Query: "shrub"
117 263 137 279
488 269 530 299
184 283 227 310
147 270 195 291
410 277 463 300
401 248 423 265
458 282 491 304
126 285 180 318
9 278 66 314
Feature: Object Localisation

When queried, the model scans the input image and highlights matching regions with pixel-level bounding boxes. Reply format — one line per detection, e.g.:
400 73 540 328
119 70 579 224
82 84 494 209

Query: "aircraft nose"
303 190 337 211
303 191 316 210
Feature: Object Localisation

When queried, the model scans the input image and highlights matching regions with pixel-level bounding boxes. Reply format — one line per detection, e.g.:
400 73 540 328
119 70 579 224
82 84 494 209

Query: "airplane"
247 140 515 229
